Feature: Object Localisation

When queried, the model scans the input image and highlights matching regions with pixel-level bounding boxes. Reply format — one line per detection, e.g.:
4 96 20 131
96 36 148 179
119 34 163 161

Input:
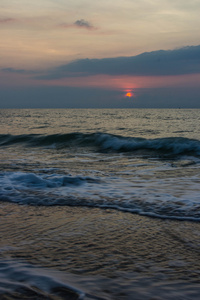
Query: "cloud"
2 68 28 74
1 68 38 75
74 19 94 29
59 19 95 30
37 45 200 80
0 17 16 24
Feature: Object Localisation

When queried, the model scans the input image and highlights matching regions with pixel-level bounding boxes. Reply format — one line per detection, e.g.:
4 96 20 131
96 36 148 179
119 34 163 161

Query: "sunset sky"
1 0 200 108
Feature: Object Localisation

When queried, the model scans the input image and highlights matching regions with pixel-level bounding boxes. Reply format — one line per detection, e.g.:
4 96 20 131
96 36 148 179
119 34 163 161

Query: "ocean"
0 108 200 299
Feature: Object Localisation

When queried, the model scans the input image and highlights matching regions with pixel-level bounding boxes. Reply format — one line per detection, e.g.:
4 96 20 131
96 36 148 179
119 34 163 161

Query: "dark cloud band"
37 45 200 79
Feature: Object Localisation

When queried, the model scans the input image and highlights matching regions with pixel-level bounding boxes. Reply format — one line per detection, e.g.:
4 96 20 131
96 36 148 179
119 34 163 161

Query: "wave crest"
1 132 200 156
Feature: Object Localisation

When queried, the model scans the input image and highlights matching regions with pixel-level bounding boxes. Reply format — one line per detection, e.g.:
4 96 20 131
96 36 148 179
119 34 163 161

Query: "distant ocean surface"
0 108 200 299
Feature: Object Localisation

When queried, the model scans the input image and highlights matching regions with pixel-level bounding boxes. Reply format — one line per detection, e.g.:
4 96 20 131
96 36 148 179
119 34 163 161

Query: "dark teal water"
0 108 200 220
0 109 200 299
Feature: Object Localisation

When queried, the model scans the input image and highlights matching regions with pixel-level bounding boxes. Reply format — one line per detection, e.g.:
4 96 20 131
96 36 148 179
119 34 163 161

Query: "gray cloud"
59 19 96 31
74 19 94 29
2 68 28 74
1 68 38 75
38 45 200 79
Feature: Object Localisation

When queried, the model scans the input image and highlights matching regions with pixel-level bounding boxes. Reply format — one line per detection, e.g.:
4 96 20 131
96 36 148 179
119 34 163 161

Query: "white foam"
0 170 200 220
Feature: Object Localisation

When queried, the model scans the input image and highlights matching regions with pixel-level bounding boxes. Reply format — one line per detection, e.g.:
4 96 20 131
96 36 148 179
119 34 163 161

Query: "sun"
123 89 134 99
125 90 134 98
126 92 132 98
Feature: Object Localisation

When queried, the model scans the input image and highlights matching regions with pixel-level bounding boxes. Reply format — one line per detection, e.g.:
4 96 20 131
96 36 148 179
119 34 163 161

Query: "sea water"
0 108 200 299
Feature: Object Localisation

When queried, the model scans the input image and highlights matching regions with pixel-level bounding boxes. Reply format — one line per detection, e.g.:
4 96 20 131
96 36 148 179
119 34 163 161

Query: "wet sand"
0 203 200 299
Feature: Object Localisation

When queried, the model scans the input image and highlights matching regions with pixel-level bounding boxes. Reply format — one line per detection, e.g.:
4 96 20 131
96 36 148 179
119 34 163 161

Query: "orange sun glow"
126 92 132 97
125 91 133 98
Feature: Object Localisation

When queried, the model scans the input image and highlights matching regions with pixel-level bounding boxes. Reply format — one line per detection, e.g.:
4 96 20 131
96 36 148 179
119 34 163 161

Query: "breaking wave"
1 171 200 221
0 133 200 156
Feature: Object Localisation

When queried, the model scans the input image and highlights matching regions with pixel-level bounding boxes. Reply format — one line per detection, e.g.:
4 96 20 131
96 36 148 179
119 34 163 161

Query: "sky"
0 0 200 108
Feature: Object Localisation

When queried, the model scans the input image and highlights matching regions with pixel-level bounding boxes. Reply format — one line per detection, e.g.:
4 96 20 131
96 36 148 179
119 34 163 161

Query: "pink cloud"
38 73 200 91
0 18 16 24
